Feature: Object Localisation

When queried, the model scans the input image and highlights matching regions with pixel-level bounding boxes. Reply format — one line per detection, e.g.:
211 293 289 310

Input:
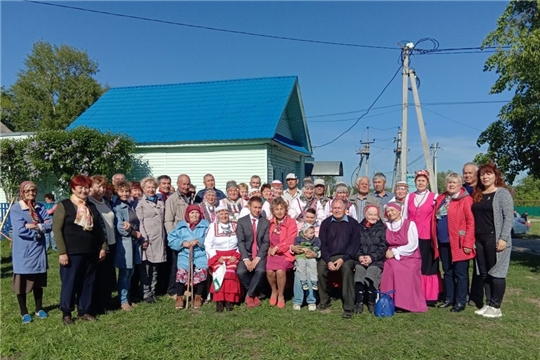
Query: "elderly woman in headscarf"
220 181 246 222
199 188 218 223
10 181 52 324
53 175 106 325
391 181 409 207
324 183 357 220
136 176 167 303
205 205 242 312
168 204 210 310
288 179 325 225
406 170 440 306
380 202 427 313
271 180 284 198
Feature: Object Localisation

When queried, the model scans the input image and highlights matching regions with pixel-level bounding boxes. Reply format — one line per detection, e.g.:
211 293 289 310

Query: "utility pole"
399 42 436 191
392 127 402 189
431 142 440 192
400 45 411 182
409 69 436 191
354 127 375 185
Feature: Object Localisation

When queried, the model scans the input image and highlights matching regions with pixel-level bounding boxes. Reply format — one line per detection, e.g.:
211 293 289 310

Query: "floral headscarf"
70 194 93 231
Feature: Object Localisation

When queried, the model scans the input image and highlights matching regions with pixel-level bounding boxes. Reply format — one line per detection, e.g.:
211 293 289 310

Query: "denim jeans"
293 269 317 305
45 232 57 251
118 268 135 304
439 243 469 305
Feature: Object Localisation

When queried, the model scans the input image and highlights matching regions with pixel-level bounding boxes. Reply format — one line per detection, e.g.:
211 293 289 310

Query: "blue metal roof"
69 76 309 153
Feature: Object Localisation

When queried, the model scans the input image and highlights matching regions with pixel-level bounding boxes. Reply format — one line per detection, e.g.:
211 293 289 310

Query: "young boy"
43 193 57 251
294 223 321 291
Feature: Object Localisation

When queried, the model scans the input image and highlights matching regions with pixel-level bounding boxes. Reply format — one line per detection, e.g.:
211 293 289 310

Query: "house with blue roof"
69 76 312 190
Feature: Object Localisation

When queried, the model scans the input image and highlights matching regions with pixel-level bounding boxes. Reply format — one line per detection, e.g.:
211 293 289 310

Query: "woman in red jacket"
266 197 298 309
431 172 475 312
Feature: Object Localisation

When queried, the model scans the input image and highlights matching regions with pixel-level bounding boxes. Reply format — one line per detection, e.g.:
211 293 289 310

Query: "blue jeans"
439 243 469 305
118 268 134 304
45 232 56 251
293 269 317 305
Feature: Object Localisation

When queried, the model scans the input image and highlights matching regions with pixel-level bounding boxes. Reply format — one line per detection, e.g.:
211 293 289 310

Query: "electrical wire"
370 126 400 131
308 108 402 123
419 106 485 132
313 65 402 148
24 1 398 50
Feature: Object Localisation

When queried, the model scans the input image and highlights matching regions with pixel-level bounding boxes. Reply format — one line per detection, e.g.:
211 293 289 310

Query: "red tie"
251 218 258 259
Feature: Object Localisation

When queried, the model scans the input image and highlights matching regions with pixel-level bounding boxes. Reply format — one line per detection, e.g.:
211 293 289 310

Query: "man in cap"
282 173 302 204
349 177 383 223
314 178 331 208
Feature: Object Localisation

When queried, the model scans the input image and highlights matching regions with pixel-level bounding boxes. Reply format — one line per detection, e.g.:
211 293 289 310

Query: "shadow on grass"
511 252 540 273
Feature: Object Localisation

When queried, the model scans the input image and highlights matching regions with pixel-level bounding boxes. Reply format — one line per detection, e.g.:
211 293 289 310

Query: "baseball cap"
314 179 325 186
286 173 297 180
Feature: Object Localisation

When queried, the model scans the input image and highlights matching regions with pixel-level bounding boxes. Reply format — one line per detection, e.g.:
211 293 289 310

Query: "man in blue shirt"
372 172 394 206
194 174 226 203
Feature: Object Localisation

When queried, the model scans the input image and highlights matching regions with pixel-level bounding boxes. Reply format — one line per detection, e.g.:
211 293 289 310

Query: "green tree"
478 0 540 182
473 153 493 166
2 41 106 131
0 137 31 201
437 170 452 194
513 175 540 206
0 127 140 198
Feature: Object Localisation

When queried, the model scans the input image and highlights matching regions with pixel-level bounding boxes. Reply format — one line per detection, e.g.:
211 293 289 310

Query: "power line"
24 0 398 50
308 109 402 123
313 65 403 148
305 100 509 119
433 46 511 52
419 106 485 132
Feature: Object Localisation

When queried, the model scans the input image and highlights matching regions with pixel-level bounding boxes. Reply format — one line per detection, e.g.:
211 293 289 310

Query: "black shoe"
144 296 156 304
78 313 97 321
354 302 363 314
216 301 224 313
63 315 74 326
225 302 233 311
368 302 376 313
317 303 331 311
438 300 453 308
450 303 466 313
342 311 353 319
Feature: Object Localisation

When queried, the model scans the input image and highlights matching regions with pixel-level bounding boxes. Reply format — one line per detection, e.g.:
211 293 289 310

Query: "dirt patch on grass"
237 328 266 340
505 287 524 295
525 298 540 309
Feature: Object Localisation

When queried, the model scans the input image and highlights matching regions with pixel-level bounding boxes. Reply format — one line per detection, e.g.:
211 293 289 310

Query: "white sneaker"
474 305 490 315
293 304 301 311
308 304 317 311
482 307 503 318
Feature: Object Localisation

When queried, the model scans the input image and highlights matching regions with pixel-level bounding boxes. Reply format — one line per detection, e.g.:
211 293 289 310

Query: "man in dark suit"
236 196 270 308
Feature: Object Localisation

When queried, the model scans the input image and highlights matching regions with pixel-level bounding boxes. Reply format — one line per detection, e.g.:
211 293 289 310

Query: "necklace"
414 191 428 215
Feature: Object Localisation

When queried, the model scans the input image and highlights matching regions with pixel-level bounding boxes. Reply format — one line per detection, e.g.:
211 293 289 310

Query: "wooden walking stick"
190 246 196 309
184 245 194 308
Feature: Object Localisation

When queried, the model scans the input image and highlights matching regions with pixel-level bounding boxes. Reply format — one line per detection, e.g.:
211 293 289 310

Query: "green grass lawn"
1 240 540 360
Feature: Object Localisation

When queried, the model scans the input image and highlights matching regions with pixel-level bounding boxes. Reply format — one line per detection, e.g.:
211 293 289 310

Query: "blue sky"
1 1 512 185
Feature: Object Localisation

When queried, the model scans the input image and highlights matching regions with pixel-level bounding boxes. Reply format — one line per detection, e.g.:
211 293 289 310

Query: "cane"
190 245 196 309
184 245 194 308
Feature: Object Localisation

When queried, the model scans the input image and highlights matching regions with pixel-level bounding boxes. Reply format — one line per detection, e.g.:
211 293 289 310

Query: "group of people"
9 162 513 324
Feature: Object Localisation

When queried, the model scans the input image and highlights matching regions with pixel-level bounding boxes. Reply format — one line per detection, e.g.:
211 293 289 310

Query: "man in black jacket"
317 199 360 319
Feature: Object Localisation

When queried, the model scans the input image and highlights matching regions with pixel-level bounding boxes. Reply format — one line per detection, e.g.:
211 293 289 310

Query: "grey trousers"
295 258 318 284
354 264 382 289
140 261 159 299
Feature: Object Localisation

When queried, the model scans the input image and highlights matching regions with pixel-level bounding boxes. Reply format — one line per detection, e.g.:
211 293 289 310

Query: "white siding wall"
275 112 294 139
267 144 304 183
133 144 268 191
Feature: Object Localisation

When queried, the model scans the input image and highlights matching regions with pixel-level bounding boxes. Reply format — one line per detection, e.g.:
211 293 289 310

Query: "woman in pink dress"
381 202 427 313
406 170 440 305
266 197 297 309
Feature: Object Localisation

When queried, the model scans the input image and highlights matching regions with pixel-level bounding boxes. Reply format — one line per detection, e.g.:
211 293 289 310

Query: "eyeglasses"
286 179 296 181
24 189 37 193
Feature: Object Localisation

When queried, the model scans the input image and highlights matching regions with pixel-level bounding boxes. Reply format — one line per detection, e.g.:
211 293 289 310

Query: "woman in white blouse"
205 205 242 312
380 202 427 312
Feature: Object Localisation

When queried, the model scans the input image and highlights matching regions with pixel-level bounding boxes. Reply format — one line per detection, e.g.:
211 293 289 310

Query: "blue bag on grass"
375 290 395 318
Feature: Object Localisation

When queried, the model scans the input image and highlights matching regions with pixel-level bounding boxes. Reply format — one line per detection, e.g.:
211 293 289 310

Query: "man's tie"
251 218 258 259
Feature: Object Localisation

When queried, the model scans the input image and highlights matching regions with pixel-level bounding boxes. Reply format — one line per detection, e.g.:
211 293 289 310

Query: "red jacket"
431 188 476 262
269 215 298 263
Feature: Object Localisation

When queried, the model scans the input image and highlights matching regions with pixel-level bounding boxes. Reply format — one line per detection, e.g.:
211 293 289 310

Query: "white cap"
215 204 229 213
314 179 325 186
286 173 297 180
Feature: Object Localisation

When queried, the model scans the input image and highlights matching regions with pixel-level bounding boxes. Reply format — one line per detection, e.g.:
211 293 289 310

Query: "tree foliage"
1 41 106 131
0 127 139 199
479 0 540 183
437 170 453 194
513 175 540 206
